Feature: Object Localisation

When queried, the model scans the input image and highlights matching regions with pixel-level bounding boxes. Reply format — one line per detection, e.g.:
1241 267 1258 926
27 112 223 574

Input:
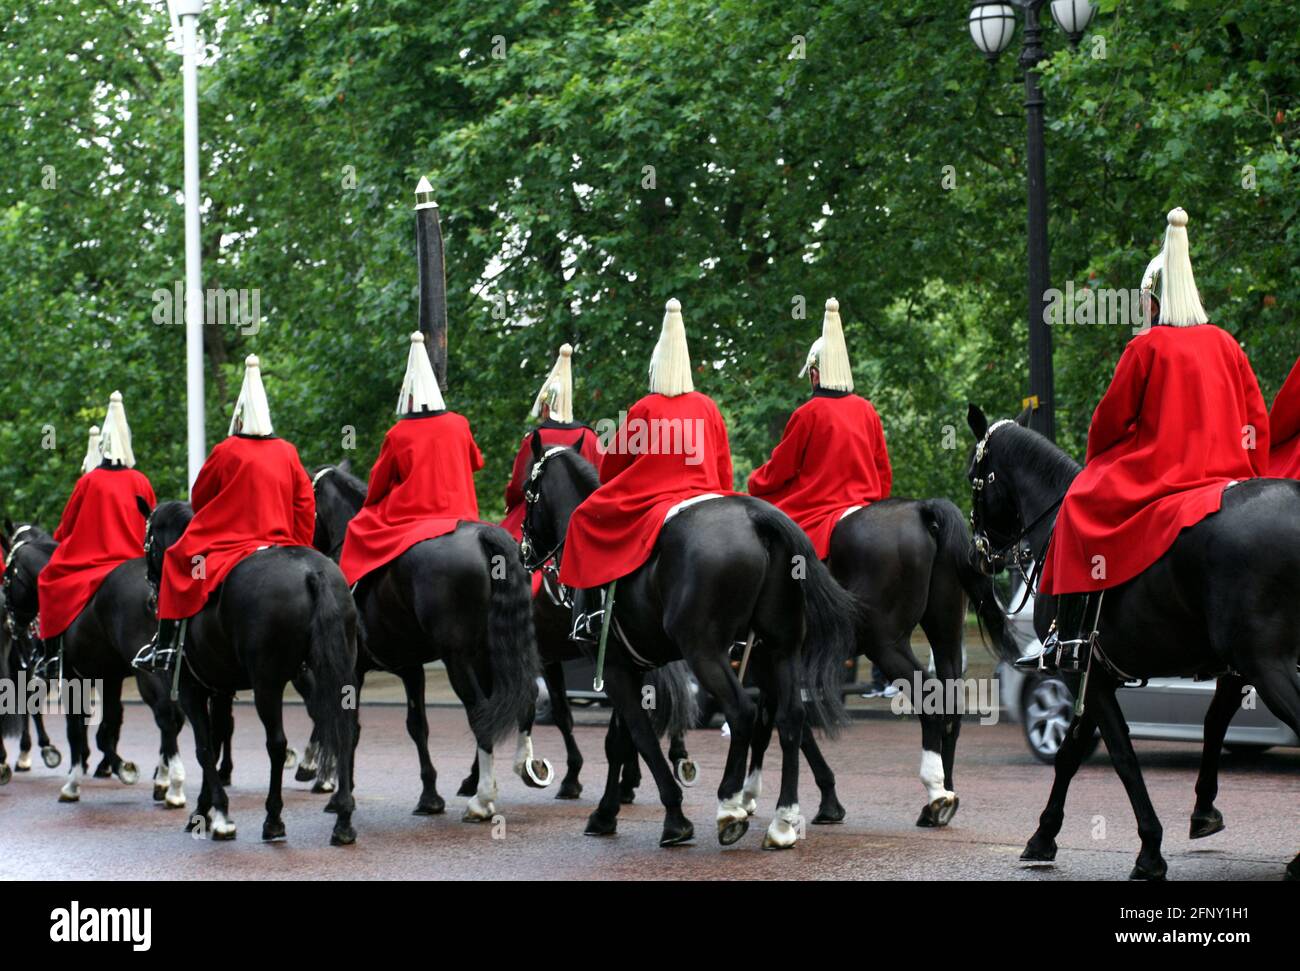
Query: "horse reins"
520 446 574 607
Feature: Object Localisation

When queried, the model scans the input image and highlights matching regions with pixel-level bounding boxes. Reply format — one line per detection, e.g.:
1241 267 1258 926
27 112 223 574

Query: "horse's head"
141 500 193 593
309 463 366 562
2 522 56 655
520 436 599 572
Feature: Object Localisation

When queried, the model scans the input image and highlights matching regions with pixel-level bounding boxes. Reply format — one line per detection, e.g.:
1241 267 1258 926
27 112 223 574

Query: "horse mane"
321 464 367 506
997 422 1081 492
552 447 599 492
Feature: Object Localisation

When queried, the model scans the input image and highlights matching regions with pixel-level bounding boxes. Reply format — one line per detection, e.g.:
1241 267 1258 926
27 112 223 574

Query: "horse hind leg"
399 665 445 816
1235 663 1300 880
253 681 289 842
1189 672 1246 839
918 572 968 827
544 659 584 800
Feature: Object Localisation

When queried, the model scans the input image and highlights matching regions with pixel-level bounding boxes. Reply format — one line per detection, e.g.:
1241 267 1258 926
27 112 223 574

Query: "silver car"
996 574 1299 763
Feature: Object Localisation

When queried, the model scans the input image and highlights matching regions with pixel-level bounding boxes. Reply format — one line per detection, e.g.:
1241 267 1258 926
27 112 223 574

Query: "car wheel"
1022 675 1099 765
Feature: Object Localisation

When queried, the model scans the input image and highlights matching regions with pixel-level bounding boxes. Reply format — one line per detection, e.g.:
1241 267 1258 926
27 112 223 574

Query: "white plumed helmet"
1153 207 1209 327
100 392 136 467
229 355 275 436
531 344 574 423
396 331 446 415
82 424 103 474
648 298 694 397
799 298 854 392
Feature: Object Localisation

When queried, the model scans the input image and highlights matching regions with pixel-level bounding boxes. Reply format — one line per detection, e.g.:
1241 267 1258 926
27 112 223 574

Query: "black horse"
0 545 62 778
141 500 358 845
309 465 544 822
742 496 1007 828
967 404 1300 880
1 521 187 806
521 442 855 848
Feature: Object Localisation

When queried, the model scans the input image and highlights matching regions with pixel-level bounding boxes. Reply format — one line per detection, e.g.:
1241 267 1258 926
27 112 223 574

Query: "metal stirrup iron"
169 618 188 702
592 579 617 692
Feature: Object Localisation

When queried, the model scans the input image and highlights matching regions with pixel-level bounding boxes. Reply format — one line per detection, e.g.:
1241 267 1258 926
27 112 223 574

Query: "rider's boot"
132 618 183 675
1015 593 1092 674
33 635 62 682
569 586 606 645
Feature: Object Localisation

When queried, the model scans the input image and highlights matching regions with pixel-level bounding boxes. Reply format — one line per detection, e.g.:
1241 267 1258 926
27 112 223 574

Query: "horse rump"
745 501 853 735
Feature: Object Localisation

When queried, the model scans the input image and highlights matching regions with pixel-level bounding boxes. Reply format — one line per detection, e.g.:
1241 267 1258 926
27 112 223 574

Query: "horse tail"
303 568 357 787
474 525 541 745
746 502 852 736
647 660 700 740
920 498 1010 660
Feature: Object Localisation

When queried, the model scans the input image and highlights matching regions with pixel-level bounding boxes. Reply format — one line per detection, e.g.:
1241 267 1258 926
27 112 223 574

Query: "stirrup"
33 651 62 682
132 640 178 675
569 611 604 645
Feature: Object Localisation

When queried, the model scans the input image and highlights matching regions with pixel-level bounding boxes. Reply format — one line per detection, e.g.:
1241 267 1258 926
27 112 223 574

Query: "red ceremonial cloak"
158 435 315 619
37 466 156 639
557 391 736 589
748 390 892 559
1268 355 1300 479
500 421 602 541
1041 324 1269 596
338 411 484 586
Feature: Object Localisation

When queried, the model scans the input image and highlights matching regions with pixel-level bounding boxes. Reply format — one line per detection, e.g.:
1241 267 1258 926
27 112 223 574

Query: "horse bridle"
2 528 41 653
519 446 574 607
969 420 1062 614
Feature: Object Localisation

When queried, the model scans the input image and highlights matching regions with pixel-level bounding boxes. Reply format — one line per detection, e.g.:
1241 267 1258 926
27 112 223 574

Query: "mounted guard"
559 298 736 642
133 355 316 674
1022 208 1271 671
748 298 892 558
36 394 156 679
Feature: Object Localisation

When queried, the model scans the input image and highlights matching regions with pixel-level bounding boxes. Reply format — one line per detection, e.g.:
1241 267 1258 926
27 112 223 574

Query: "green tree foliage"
1 0 1295 524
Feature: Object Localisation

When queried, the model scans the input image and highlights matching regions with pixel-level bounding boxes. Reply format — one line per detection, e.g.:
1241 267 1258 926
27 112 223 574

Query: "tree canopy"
2 0 1296 523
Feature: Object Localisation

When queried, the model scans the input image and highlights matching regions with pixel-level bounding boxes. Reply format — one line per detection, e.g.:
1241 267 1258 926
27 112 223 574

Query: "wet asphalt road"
1 702 1296 880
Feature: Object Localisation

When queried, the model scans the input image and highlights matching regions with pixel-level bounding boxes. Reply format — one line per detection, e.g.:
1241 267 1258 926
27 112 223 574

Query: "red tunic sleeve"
712 404 734 491
53 476 89 543
1237 347 1270 475
1085 341 1151 463
363 434 403 510
467 425 485 473
870 405 893 497
292 459 316 546
748 409 811 497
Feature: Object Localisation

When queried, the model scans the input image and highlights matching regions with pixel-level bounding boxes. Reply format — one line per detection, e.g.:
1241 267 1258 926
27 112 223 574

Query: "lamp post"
168 0 206 488
967 0 1096 443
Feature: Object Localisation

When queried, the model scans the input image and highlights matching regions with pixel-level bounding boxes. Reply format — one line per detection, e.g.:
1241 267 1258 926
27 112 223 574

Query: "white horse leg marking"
209 808 237 838
920 749 954 804
17 749 32 771
741 768 762 815
513 732 554 787
513 733 532 779
716 793 747 827
763 803 802 849
165 754 187 808
465 747 498 821
59 765 83 802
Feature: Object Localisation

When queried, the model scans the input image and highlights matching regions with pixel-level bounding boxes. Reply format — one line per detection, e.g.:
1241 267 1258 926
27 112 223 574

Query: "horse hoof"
1286 855 1300 882
812 801 846 825
312 779 336 795
520 758 554 789
116 761 139 786
322 802 338 815
916 795 958 828
413 796 446 816
619 787 636 805
330 825 357 847
164 792 187 809
93 759 113 779
212 826 237 842
294 764 318 783
1189 808 1225 840
0 763 11 785
58 789 79 803
584 811 617 836
218 771 232 787
462 797 496 823
556 780 583 800
153 784 167 802
42 745 62 768
1129 860 1168 881
284 747 298 770
185 814 205 833
1020 838 1057 863
674 758 698 787
16 750 31 771
456 778 476 798
717 818 749 846
262 820 287 842
660 818 694 847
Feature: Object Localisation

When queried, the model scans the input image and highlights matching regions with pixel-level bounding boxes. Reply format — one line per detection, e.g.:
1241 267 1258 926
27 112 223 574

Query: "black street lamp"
967 0 1096 443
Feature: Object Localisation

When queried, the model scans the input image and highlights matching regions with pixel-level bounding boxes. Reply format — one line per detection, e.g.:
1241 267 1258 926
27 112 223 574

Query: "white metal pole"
180 8 205 488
